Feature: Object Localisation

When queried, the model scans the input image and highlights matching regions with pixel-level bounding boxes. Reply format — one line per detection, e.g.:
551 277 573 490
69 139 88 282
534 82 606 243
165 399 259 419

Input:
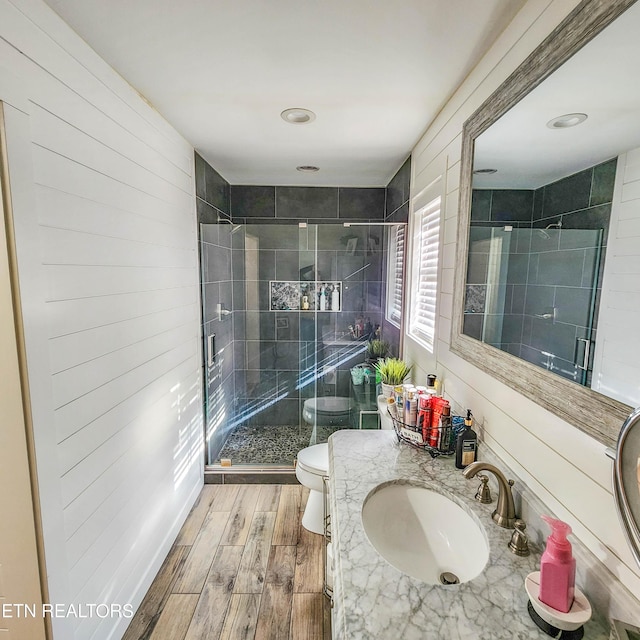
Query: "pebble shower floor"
217 423 342 466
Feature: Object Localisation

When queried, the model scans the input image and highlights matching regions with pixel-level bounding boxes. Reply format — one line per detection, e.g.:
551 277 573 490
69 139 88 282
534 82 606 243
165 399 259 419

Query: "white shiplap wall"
0 0 203 638
592 148 640 405
406 0 640 622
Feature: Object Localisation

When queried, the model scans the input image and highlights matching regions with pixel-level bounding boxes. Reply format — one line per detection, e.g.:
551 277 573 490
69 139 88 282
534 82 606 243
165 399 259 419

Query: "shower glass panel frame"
200 221 403 468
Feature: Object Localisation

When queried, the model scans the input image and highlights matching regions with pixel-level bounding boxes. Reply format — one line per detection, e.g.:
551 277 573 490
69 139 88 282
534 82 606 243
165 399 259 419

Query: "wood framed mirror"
451 0 639 447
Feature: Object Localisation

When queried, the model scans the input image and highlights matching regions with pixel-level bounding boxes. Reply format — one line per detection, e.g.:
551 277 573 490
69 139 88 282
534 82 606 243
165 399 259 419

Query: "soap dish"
525 571 592 632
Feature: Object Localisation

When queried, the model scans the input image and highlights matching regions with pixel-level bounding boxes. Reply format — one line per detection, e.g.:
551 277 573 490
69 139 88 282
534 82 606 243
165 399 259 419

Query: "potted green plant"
366 339 390 362
374 357 412 397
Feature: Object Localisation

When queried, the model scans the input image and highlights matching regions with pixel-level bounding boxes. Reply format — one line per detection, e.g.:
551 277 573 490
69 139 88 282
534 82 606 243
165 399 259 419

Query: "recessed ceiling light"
546 113 588 129
296 165 320 173
473 168 498 175
281 108 316 124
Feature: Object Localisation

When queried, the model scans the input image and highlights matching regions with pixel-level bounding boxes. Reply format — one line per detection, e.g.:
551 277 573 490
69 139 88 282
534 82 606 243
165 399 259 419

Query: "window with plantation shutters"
386 224 405 327
409 196 441 352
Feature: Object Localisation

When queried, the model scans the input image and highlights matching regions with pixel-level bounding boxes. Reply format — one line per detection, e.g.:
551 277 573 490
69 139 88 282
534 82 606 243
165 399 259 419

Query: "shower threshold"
204 465 298 484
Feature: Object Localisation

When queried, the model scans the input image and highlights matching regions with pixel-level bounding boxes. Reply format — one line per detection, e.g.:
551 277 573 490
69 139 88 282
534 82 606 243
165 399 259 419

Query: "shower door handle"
207 333 216 367
575 337 590 371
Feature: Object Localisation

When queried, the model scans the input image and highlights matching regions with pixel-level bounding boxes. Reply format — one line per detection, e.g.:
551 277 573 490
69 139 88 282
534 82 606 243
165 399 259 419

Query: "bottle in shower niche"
319 286 326 311
455 409 477 469
331 283 340 311
301 285 310 310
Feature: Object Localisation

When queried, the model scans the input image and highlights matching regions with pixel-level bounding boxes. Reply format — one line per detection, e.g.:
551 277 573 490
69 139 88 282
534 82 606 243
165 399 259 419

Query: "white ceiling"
42 0 525 186
473 1 640 190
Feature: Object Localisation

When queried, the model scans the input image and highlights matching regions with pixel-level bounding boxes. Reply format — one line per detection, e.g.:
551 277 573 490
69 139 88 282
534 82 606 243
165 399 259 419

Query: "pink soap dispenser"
538 515 576 613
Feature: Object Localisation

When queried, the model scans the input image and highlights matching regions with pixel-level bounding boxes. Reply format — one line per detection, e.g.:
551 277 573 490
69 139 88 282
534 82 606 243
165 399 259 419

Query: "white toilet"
302 396 355 427
296 442 329 534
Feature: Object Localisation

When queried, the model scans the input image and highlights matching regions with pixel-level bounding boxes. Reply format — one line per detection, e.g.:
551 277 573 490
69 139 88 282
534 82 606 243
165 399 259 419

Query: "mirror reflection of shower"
464 223 602 387
535 220 562 240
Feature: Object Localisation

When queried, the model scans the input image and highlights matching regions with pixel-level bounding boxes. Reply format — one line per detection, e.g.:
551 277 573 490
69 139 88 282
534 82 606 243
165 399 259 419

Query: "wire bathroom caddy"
388 410 456 458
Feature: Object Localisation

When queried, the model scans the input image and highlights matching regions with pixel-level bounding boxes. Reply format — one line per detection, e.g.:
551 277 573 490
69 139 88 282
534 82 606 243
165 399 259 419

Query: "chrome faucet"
462 462 516 528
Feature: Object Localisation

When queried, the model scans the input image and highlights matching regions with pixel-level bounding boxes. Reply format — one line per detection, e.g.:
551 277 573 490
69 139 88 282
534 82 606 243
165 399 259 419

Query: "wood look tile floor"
123 484 330 640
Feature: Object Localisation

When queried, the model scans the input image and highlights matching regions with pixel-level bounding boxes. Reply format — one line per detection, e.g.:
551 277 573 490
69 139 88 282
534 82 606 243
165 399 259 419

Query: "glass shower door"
303 223 385 438
201 222 317 466
200 221 402 467
200 221 236 465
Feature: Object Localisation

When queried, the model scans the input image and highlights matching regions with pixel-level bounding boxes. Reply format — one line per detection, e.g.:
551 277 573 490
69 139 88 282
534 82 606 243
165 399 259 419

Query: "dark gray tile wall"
196 152 230 218
276 187 338 219
339 188 385 220
230 185 385 223
466 158 615 385
231 186 276 219
533 158 616 242
470 188 535 224
385 157 410 221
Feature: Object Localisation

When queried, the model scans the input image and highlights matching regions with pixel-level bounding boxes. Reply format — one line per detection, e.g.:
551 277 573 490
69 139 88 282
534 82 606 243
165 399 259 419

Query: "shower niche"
269 281 342 312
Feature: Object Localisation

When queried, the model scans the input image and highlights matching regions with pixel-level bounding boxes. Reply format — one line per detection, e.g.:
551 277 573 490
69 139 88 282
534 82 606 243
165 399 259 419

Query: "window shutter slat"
410 196 441 352
386 224 406 326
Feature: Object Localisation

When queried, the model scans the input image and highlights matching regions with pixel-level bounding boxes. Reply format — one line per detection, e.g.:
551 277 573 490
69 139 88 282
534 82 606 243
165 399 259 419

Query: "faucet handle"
475 475 492 503
508 519 530 557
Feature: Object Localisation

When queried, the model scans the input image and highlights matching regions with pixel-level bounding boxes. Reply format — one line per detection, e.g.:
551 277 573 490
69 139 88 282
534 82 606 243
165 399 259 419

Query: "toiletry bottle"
438 405 452 452
319 286 326 311
409 393 418 428
455 410 477 469
429 397 449 447
417 394 432 441
539 515 576 613
332 284 340 311
394 386 403 421
421 409 433 443
404 387 417 427
386 396 397 419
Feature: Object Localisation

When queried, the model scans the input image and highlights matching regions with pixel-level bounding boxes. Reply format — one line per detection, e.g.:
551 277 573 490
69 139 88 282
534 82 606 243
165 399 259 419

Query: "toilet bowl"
296 443 329 534
302 397 355 427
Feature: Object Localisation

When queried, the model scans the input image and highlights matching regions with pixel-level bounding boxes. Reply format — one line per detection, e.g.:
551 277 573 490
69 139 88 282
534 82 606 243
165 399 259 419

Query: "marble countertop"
328 430 610 640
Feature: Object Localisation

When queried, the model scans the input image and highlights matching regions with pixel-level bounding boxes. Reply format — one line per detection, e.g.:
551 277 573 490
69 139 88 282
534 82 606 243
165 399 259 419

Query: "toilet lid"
297 443 329 475
303 397 355 415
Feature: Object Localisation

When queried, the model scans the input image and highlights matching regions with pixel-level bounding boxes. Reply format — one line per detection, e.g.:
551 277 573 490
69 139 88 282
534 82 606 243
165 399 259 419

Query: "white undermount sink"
361 481 489 585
